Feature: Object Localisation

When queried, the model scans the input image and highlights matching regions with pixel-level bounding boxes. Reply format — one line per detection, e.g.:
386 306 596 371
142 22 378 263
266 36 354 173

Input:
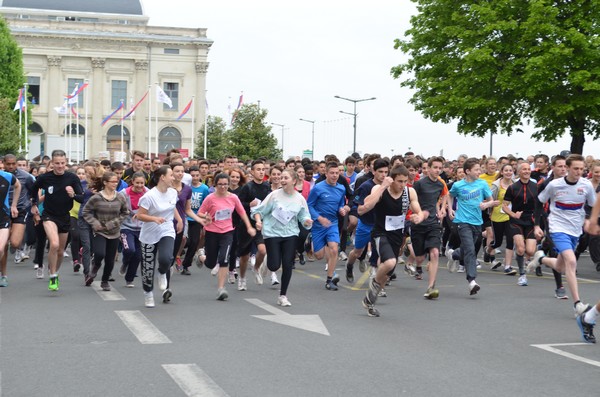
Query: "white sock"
584 306 599 324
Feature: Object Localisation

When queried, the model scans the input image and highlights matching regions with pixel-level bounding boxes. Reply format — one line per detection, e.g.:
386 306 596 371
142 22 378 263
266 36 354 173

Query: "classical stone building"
0 0 212 161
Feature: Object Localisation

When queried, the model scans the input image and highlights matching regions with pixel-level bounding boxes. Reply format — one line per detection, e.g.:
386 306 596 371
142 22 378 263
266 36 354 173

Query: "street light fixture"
299 118 315 160
334 95 376 153
271 123 285 156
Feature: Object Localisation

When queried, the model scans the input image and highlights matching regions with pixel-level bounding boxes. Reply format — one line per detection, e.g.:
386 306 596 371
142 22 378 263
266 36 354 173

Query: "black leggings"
182 221 202 269
492 221 514 250
204 230 234 269
265 236 297 296
92 234 119 282
141 236 175 292
295 223 310 254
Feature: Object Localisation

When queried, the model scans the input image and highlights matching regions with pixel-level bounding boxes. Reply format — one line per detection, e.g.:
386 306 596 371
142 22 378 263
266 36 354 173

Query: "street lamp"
271 123 285 156
299 118 315 160
334 95 376 153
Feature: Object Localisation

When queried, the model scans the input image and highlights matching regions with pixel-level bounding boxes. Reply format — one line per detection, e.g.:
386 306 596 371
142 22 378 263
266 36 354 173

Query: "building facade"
0 0 212 161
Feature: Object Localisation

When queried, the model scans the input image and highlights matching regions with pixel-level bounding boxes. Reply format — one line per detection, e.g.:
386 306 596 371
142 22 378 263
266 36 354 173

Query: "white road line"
115 310 171 344
91 282 126 301
531 343 600 368
163 364 229 397
245 298 289 316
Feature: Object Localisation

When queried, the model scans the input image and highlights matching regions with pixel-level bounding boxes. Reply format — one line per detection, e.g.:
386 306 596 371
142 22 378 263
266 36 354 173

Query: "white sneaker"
358 259 367 273
338 251 348 261
144 291 155 308
271 272 279 286
211 265 219 276
14 250 23 263
19 249 29 260
228 271 236 284
526 250 546 274
125 282 135 288
260 261 269 278
158 272 168 291
254 267 263 285
468 280 480 295
457 265 465 273
250 254 256 266
217 288 228 301
63 251 69 257
575 301 592 317
237 277 247 291
277 295 291 307
517 275 528 286
396 256 405 265
36 267 44 279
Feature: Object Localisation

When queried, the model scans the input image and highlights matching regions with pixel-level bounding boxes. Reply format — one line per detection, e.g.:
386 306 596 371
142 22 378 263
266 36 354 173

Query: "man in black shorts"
30 150 83 291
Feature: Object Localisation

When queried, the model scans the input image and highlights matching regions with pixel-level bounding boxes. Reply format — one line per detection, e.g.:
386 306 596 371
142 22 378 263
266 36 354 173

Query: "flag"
66 82 88 105
176 98 193 120
71 106 78 118
101 101 124 126
53 100 68 115
230 92 243 124
119 90 149 121
156 85 172 108
13 88 26 111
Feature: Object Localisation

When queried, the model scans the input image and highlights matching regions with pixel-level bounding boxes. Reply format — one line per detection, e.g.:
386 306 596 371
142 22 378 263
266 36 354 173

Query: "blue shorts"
550 232 579 254
311 223 340 252
354 220 373 250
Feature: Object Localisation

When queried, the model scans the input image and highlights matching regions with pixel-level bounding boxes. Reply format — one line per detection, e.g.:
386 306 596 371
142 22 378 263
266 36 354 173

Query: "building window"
163 82 179 111
159 127 181 152
27 76 40 105
67 78 85 107
164 48 180 54
111 80 127 109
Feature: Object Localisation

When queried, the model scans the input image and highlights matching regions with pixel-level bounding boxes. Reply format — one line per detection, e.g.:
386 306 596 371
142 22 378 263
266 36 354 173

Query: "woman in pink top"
294 164 311 265
199 173 256 301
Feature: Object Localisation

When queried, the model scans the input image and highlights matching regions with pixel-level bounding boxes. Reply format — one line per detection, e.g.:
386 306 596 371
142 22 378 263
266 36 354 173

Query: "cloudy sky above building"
143 0 600 160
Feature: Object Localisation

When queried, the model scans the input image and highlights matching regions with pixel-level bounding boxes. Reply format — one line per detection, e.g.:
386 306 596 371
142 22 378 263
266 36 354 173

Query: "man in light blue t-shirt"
449 158 498 296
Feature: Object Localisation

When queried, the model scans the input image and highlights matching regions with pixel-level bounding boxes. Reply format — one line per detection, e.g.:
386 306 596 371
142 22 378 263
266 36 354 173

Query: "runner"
488 163 516 275
30 150 83 291
252 169 312 306
180 166 210 275
123 150 150 186
360 166 428 316
0 167 20 287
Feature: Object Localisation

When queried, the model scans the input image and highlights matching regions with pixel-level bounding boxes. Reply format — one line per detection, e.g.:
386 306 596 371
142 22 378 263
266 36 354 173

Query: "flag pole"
129 96 134 157
76 87 80 163
24 84 28 156
191 96 195 158
203 91 208 159
84 79 89 161
120 99 124 156
154 83 159 158
147 85 152 160
18 89 22 154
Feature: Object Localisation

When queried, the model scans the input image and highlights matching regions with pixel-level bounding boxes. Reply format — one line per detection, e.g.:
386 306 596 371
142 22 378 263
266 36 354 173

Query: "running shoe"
490 260 502 271
424 287 440 300
483 252 491 264
447 258 459 273
575 301 592 317
332 272 340 286
362 296 380 317
217 288 228 301
576 306 596 343
85 274 94 286
48 276 59 291
526 250 546 274
377 289 387 298
193 248 205 269
271 273 279 286
14 250 23 264
389 272 397 281
358 259 367 273
162 289 172 303
158 272 168 291
237 277 247 291
338 251 348 261
100 281 111 291
346 265 354 283
298 253 305 265
468 280 480 295
260 261 269 278
535 266 543 277
20 249 30 260
253 267 263 285
36 266 44 279
228 271 236 284
554 287 568 300
175 256 183 273
517 275 528 286
476 261 482 269
144 291 155 308
404 264 417 277
125 282 135 288
0 276 7 287
325 279 338 291
211 265 219 276
181 268 191 275
74 261 82 273
504 267 517 276
457 265 465 273
118 263 126 276
277 295 292 307
414 271 423 280
250 254 256 266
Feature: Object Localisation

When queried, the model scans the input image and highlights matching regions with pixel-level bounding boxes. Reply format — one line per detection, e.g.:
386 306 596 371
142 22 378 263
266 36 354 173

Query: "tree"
0 16 26 154
392 1 600 154
228 104 281 161
195 116 229 159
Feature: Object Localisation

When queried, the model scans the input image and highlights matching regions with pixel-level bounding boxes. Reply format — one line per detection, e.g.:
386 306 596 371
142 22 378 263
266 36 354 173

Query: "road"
1 250 599 396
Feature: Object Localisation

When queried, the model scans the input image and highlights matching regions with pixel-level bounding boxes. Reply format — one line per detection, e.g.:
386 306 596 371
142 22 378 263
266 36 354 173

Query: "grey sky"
143 0 600 160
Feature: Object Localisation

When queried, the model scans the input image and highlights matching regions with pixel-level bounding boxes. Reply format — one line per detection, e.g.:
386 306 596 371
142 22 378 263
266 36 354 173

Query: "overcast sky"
143 0 600 160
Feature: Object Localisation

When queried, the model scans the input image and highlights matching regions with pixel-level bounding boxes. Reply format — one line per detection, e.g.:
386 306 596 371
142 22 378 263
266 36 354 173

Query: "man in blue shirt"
449 158 498 295
307 162 349 291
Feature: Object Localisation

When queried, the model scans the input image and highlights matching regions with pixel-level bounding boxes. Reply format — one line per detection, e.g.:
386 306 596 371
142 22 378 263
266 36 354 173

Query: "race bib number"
215 208 233 221
385 215 405 231
272 206 294 224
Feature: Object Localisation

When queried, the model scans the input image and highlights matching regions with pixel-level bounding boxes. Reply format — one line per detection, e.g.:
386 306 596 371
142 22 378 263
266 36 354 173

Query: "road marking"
245 298 330 336
115 310 171 344
163 364 229 397
350 270 371 290
91 282 126 301
531 343 600 367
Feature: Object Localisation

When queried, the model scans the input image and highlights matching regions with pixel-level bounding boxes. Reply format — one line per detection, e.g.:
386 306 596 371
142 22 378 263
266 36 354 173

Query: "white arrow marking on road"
532 343 600 368
91 282 126 301
163 364 229 397
245 298 330 336
115 310 172 344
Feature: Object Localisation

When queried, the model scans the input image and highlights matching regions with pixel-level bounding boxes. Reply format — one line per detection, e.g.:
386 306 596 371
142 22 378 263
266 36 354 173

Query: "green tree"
0 16 26 154
195 115 229 159
228 104 281 161
392 1 600 154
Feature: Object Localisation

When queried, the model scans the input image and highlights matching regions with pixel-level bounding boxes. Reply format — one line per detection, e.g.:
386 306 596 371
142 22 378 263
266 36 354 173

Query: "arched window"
30 122 43 133
64 123 85 136
106 125 130 153
159 127 181 153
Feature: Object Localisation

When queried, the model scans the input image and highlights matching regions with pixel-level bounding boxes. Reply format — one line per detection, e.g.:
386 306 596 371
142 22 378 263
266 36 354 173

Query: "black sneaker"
483 252 491 264
298 253 305 265
181 268 191 275
576 307 596 343
332 273 340 286
162 289 172 303
325 280 338 291
389 272 397 281
535 266 543 277
362 297 380 317
346 266 354 283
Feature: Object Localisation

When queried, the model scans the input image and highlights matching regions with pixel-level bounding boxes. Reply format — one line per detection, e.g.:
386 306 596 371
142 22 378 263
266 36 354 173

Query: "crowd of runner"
0 148 598 343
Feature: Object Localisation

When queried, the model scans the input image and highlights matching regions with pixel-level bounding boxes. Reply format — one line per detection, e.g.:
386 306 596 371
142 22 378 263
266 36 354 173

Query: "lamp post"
299 118 315 160
334 95 376 153
271 123 285 157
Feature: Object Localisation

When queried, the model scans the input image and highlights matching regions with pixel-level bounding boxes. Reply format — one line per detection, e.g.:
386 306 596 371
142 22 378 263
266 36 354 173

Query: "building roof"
1 0 144 16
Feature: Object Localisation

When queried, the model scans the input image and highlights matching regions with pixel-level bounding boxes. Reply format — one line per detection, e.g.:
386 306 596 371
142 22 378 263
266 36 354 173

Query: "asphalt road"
1 249 599 396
